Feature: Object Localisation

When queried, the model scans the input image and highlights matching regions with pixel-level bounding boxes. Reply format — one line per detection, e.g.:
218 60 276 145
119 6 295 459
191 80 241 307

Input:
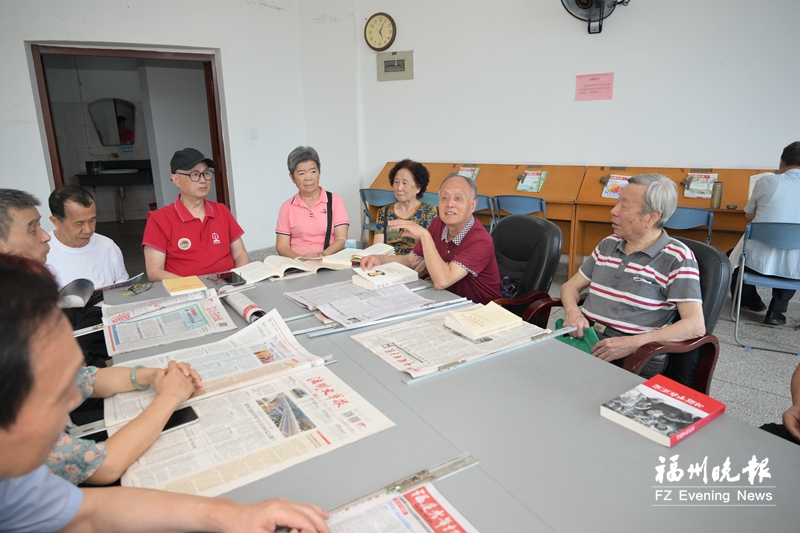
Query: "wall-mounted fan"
561 0 630 34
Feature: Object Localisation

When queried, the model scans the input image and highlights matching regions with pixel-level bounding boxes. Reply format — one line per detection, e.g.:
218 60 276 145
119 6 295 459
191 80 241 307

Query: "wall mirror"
88 98 136 146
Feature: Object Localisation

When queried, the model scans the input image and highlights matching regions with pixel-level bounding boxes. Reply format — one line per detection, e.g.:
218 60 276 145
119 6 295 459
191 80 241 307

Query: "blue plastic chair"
359 188 397 242
474 194 497 232
494 195 546 220
732 222 800 354
664 207 714 244
420 191 439 207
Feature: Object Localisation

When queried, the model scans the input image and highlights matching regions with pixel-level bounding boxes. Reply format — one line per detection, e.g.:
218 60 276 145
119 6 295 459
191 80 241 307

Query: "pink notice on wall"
575 72 614 101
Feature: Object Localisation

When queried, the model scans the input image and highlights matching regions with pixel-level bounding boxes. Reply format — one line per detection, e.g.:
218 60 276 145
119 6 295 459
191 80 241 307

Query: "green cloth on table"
554 318 599 355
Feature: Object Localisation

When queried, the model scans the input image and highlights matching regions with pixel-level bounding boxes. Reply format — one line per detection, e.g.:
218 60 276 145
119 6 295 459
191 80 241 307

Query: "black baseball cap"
170 148 215 174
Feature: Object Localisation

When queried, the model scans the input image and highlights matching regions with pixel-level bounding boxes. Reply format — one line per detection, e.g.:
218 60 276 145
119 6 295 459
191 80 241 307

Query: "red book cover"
601 374 726 446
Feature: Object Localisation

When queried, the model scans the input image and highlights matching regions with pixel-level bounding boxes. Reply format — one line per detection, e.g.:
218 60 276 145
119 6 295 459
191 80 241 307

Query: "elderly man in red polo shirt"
362 175 501 305
143 148 250 280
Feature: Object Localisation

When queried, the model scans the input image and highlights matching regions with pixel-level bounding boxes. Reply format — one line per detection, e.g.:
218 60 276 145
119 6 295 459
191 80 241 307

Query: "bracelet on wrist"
130 365 150 391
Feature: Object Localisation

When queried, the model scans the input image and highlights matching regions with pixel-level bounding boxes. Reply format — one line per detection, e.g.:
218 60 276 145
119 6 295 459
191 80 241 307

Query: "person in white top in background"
46 185 128 289
732 141 800 325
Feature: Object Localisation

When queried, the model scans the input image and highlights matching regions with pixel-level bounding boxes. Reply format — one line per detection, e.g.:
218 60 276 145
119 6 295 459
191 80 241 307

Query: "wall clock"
365 12 396 52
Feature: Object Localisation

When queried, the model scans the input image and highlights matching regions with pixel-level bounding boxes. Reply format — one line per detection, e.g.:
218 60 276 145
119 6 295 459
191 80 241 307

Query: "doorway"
31 45 230 272
32 45 229 206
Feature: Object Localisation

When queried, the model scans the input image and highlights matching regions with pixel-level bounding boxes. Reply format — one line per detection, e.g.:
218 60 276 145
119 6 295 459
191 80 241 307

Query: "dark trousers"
595 327 668 379
731 266 796 313
63 306 109 367
760 423 800 445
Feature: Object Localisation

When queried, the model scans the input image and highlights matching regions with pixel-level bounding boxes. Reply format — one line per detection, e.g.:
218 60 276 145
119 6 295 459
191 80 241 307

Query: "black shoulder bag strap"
324 191 333 249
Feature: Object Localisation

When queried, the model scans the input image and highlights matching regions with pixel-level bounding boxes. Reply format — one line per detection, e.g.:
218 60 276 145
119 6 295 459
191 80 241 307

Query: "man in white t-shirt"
46 185 128 289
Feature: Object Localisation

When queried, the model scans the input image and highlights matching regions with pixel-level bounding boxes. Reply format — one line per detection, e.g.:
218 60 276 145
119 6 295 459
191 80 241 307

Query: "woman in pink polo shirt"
275 146 349 259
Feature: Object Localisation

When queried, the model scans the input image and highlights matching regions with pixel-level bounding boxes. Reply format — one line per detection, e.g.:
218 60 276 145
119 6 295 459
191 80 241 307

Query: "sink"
97 169 138 174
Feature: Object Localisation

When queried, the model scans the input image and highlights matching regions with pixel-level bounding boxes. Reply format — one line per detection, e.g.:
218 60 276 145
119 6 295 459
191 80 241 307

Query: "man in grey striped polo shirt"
561 174 705 371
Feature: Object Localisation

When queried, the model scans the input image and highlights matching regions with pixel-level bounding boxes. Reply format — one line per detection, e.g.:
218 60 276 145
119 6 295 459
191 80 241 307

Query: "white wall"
0 0 307 249
353 0 800 183
139 59 214 207
1 0 798 249
296 0 361 242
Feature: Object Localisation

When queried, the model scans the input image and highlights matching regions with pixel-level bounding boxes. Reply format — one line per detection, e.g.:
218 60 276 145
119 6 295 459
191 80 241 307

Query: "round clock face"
365 12 396 51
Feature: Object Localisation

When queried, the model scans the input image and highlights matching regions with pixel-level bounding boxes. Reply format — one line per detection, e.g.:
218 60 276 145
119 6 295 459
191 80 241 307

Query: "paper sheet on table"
103 308 326 427
316 284 433 328
284 280 371 310
113 366 395 497
351 306 551 378
328 482 479 533
101 292 236 356
102 290 213 324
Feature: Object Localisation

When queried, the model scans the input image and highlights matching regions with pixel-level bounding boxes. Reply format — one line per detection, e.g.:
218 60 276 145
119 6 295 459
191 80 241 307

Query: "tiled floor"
97 220 147 280
103 220 800 430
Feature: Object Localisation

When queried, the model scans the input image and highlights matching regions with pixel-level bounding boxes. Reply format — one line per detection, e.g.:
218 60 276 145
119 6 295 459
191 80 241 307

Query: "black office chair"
524 237 730 394
491 215 562 317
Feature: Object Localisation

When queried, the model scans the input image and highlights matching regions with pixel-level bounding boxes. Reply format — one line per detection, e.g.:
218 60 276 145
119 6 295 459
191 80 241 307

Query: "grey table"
115 270 800 533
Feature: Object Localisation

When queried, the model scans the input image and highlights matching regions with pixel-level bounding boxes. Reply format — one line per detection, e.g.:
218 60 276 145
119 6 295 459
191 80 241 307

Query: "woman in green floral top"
374 159 438 255
49 362 203 485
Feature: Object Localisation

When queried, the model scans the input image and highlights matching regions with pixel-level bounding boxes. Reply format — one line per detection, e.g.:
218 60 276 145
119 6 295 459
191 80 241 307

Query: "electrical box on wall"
377 50 413 81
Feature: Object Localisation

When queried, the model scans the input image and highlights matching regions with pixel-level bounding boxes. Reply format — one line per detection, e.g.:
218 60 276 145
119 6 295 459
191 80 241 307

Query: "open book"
323 243 395 265
232 255 350 283
105 309 394 497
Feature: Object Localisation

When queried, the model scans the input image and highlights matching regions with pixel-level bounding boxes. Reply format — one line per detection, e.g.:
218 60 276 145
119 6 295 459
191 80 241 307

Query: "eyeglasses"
122 282 153 296
176 169 215 182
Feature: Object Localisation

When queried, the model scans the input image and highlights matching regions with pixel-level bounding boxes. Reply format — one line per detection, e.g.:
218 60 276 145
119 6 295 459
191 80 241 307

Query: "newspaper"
284 280 371 310
351 307 551 378
112 366 395 497
102 290 213 324
316 284 433 329
104 308 326 427
101 292 236 356
329 483 479 533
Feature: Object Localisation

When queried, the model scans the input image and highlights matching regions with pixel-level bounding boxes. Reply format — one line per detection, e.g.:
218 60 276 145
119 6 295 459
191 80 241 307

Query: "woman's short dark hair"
0 254 59 429
388 159 430 200
287 146 321 175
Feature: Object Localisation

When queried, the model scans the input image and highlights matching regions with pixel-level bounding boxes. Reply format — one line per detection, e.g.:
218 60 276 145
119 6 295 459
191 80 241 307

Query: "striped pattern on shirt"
579 232 701 334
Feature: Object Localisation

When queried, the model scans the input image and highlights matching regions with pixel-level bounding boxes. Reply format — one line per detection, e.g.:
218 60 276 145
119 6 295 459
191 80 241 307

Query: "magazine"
516 170 547 192
601 175 630 198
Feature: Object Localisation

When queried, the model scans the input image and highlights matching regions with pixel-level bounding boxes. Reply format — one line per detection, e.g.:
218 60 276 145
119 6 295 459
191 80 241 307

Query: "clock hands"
378 21 384 38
